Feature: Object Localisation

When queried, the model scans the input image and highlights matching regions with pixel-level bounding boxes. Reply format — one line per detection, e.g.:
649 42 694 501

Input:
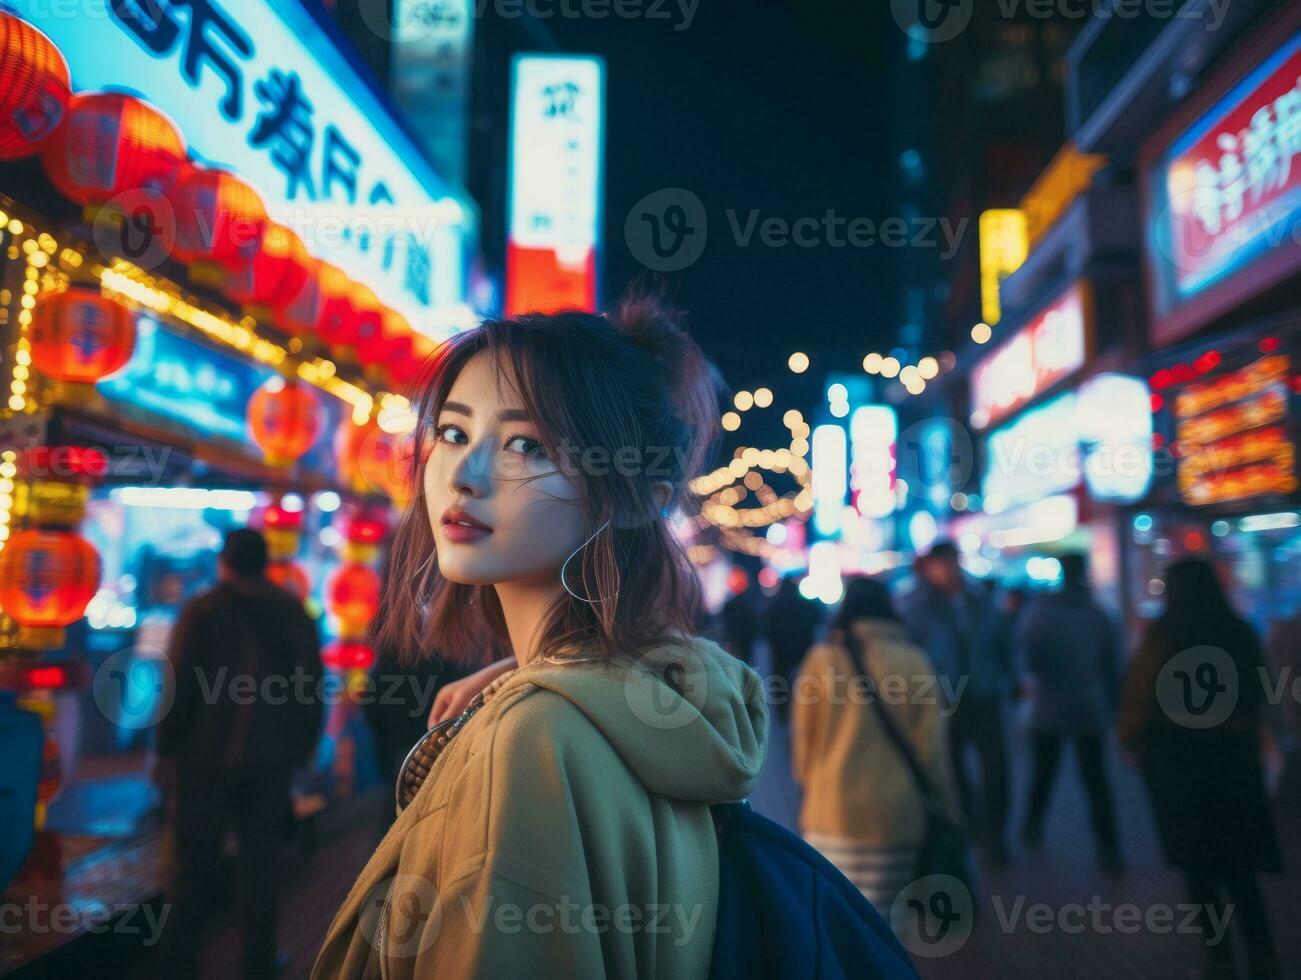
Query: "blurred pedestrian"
156 528 324 979
1118 558 1282 980
792 576 959 918
720 567 761 664
902 540 1013 864
1016 553 1123 871
765 575 823 722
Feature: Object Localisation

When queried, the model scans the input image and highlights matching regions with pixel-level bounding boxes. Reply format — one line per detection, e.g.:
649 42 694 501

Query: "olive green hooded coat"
313 635 768 979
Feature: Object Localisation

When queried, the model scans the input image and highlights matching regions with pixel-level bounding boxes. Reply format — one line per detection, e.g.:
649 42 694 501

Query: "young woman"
791 576 958 918
1117 559 1282 980
313 298 769 979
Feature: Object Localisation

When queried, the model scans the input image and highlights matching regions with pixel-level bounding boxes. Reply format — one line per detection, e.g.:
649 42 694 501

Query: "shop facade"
1131 3 1301 640
0 1 477 965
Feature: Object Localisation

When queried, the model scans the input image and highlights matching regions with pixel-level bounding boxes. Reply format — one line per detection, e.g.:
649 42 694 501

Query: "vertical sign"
850 406 898 519
812 423 847 539
391 0 474 187
506 55 604 315
979 209 1028 326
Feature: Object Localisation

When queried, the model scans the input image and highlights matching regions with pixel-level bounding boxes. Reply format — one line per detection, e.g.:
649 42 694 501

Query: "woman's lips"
441 521 493 544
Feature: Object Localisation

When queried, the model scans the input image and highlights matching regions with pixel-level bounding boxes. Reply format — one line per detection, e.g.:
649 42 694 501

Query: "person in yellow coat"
313 296 769 979
791 576 959 918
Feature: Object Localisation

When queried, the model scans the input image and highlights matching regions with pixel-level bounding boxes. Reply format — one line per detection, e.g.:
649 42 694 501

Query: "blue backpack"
709 802 919 980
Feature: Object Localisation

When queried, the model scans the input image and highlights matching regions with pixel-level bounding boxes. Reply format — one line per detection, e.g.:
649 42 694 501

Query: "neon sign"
506 55 604 315
1172 353 1298 507
15 0 474 333
970 282 1089 429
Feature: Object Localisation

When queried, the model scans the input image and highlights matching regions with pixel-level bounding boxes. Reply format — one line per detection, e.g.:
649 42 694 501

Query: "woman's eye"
506 434 549 460
434 423 467 446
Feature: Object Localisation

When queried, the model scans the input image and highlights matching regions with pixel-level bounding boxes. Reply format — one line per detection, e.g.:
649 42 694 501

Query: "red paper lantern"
316 265 360 345
0 529 101 635
171 164 268 270
268 561 310 602
389 334 438 390
327 563 381 634
357 309 413 369
225 221 310 309
41 91 185 203
341 510 390 546
247 378 322 464
336 417 411 501
261 501 304 531
321 639 375 672
0 12 70 160
30 287 136 384
346 284 383 350
281 256 324 336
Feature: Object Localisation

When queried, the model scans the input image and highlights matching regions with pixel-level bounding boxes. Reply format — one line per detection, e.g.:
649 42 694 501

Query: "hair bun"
613 292 721 484
614 294 688 365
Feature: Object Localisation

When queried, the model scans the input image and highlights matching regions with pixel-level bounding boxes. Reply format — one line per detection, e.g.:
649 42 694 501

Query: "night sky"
542 0 898 451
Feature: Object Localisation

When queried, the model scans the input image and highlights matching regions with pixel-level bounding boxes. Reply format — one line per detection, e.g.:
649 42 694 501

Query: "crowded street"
2 0 1301 978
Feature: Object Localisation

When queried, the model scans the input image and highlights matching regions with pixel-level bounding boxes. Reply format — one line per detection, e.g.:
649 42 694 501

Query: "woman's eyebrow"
440 401 532 423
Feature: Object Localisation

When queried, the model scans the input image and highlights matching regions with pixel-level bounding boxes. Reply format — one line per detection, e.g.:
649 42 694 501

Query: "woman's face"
422 349 587 587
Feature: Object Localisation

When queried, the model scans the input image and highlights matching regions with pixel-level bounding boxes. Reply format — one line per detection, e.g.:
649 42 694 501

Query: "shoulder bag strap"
843 629 946 819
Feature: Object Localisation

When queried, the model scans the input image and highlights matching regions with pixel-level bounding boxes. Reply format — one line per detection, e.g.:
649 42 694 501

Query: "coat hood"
519 634 769 804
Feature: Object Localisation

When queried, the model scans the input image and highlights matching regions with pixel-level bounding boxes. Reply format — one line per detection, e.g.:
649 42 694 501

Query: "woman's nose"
447 438 493 496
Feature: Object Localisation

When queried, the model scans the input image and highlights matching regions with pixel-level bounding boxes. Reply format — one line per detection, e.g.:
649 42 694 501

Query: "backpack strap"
843 628 947 821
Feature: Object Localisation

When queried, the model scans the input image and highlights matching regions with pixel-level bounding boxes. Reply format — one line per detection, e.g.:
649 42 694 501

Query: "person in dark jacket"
764 575 823 722
1016 553 1123 870
720 568 761 665
1118 558 1282 980
156 528 324 979
901 540 1013 864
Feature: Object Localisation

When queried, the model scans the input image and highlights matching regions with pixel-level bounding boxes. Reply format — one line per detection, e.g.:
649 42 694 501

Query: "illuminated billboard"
970 281 1090 430
13 0 475 335
1143 23 1301 345
506 54 605 315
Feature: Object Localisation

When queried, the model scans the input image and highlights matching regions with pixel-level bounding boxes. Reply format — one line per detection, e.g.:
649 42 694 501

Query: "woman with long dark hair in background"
312 296 768 979
791 576 959 918
1118 558 1282 980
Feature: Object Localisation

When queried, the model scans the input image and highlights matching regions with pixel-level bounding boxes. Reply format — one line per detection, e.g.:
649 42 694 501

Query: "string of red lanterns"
0 6 436 393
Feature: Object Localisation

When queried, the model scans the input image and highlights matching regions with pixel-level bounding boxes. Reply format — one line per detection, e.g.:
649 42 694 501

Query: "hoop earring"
560 518 618 604
414 548 437 580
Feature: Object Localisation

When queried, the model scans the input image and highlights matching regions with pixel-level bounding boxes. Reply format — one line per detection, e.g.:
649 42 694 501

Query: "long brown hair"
369 294 720 667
